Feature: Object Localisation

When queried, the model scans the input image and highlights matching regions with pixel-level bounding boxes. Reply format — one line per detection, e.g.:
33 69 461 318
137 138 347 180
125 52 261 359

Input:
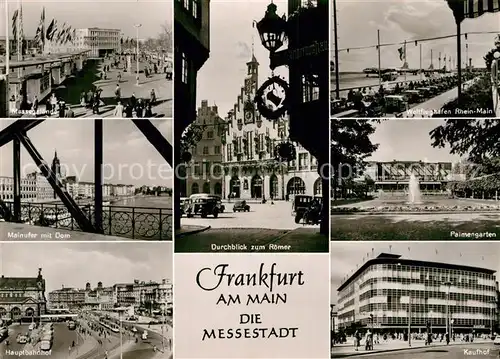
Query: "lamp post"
444 281 451 341
161 303 166 352
119 309 123 359
135 24 142 86
490 299 497 337
408 296 412 347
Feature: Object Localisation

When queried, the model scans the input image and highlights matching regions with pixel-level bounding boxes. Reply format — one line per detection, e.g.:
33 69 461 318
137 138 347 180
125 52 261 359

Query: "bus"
40 314 77 323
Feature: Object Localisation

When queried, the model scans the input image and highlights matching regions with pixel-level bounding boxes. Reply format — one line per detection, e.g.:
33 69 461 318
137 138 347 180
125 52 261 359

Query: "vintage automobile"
293 195 322 224
185 194 221 218
292 195 312 220
384 95 408 113
233 200 250 212
209 195 225 213
416 87 432 98
17 335 28 344
403 90 422 104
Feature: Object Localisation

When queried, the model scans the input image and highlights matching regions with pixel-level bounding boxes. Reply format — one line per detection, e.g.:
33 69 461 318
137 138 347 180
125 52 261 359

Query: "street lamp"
490 299 497 337
118 309 124 359
134 24 142 86
255 2 287 54
443 281 452 342
161 302 166 352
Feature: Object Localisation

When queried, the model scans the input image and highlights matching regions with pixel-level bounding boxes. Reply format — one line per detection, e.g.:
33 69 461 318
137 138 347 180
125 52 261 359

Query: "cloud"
333 1 500 72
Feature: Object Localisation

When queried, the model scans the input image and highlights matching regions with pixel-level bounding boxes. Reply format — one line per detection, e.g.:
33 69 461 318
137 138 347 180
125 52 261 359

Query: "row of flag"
11 7 77 51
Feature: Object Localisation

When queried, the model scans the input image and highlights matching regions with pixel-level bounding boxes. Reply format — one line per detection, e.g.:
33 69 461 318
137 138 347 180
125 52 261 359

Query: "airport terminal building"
337 253 498 334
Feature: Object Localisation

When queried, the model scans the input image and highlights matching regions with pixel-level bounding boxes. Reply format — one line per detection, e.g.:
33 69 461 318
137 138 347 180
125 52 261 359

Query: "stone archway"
214 182 222 195
229 176 240 198
287 177 306 196
191 183 199 195
10 307 21 319
314 177 322 196
0 307 7 318
251 175 263 198
25 307 35 317
202 182 210 194
269 174 279 199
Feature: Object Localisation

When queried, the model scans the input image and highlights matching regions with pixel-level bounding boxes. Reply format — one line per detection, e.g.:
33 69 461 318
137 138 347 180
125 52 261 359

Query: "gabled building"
0 268 47 320
222 55 321 200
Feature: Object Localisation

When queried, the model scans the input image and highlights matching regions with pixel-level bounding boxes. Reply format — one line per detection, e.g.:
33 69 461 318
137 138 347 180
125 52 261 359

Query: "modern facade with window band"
336 253 499 334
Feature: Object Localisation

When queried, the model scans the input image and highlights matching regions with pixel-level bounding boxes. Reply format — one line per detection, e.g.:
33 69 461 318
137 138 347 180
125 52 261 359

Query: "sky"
367 119 463 163
332 0 500 72
0 242 172 294
197 0 288 118
330 242 500 304
0 119 173 186
0 0 172 39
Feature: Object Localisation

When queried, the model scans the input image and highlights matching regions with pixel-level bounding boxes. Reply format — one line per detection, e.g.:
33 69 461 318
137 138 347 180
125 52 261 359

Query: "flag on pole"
18 4 24 55
12 10 18 44
34 7 46 48
46 19 57 41
397 46 405 61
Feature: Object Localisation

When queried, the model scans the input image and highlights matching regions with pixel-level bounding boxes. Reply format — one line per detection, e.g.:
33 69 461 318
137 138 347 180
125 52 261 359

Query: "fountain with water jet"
407 173 423 204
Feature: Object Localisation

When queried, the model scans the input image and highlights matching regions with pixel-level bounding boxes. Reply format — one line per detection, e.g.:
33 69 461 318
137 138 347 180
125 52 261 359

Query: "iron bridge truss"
0 119 172 239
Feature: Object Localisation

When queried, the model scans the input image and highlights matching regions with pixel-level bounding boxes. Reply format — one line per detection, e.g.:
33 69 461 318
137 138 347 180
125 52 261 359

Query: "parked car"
233 200 250 212
17 335 28 344
185 194 222 218
40 339 52 351
494 334 500 345
384 95 408 113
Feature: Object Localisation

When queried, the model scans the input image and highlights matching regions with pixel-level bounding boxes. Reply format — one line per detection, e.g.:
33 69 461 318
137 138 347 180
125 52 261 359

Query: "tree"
158 23 173 53
430 119 500 169
483 34 500 70
331 120 380 199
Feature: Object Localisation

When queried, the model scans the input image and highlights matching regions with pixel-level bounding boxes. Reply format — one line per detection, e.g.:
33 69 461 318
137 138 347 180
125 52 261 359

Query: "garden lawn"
331 215 500 240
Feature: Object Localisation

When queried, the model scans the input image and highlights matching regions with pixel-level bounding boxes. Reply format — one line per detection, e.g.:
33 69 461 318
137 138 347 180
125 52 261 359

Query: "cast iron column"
94 119 103 233
13 137 21 222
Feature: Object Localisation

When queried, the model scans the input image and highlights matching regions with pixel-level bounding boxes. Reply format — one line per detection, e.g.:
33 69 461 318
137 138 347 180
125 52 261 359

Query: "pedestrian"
32 95 39 114
145 102 153 117
58 99 66 118
150 89 156 105
80 91 86 107
130 93 137 109
354 330 360 351
86 90 93 108
117 72 122 83
113 101 124 117
45 98 52 115
136 99 144 118
93 93 100 114
125 103 133 118
65 105 75 118
115 84 121 103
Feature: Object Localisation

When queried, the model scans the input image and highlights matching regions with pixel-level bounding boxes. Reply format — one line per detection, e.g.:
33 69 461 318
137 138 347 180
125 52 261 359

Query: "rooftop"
338 252 497 292
0 276 39 290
